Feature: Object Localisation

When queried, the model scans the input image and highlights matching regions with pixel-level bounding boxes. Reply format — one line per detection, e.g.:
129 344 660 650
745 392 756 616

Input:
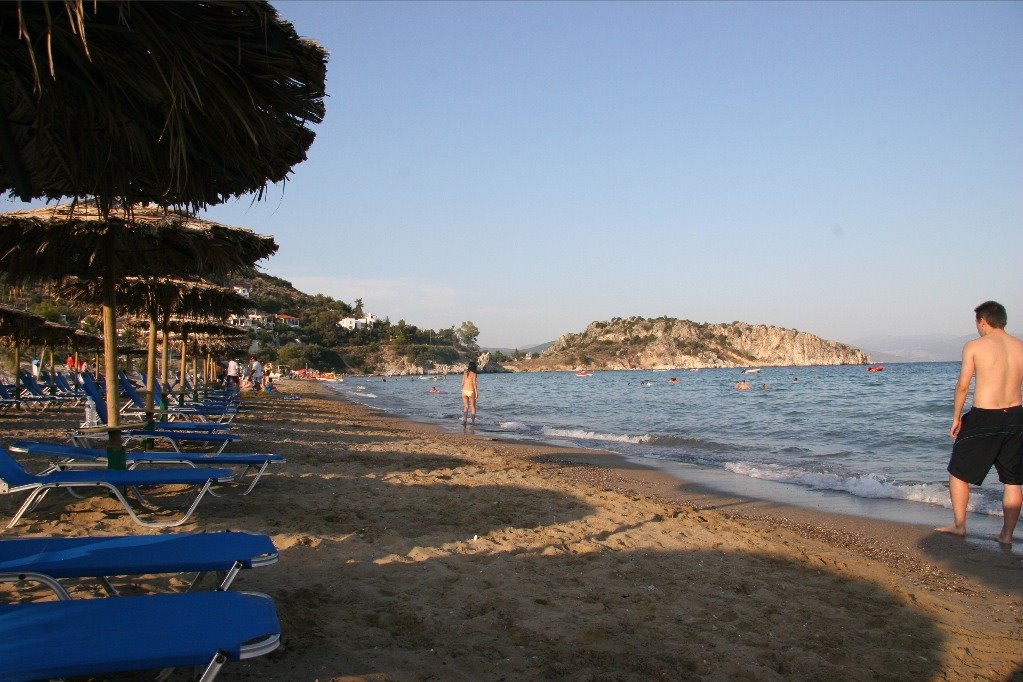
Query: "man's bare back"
965 330 1023 409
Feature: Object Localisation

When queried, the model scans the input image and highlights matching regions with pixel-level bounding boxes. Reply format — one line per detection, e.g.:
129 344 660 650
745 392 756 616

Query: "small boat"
742 368 762 375
867 365 884 373
575 370 593 377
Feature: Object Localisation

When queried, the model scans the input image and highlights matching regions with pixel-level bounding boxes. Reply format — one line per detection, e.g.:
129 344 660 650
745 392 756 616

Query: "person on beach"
461 360 479 426
226 358 240 393
938 301 1023 545
250 357 264 391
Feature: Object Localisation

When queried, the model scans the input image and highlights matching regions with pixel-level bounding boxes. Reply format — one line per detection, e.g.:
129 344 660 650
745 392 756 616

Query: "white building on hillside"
338 312 378 331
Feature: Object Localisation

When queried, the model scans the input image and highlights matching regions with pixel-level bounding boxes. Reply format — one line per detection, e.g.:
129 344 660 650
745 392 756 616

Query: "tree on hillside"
458 320 480 349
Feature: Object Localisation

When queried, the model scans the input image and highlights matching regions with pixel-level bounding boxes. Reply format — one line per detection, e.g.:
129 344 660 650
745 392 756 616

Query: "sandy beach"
2 379 1021 680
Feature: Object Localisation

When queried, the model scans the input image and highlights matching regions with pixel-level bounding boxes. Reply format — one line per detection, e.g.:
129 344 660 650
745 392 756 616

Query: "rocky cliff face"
375 349 508 376
510 317 870 371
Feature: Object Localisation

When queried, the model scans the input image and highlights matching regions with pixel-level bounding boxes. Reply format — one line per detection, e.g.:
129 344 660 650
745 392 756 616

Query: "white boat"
742 368 762 375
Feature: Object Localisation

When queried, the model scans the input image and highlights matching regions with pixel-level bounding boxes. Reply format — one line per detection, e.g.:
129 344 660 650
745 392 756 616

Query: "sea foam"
724 461 1003 516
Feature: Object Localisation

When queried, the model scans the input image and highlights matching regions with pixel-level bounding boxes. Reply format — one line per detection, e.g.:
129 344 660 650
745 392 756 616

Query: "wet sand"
1 379 1021 680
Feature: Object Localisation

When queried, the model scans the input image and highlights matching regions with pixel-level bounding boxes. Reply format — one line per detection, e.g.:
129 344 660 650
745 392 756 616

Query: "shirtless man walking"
938 301 1023 545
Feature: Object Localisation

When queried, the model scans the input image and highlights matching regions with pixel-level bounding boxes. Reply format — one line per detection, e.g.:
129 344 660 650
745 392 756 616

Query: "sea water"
326 363 1013 533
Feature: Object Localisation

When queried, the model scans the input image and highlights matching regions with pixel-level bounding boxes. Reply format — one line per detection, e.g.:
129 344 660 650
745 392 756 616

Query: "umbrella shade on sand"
0 1 328 211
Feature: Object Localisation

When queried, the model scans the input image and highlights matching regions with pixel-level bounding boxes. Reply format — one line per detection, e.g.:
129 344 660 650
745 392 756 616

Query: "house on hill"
275 313 301 328
227 312 272 329
338 312 378 331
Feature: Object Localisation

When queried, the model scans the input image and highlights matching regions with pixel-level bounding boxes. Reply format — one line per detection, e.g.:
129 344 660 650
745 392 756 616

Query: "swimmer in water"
461 360 478 426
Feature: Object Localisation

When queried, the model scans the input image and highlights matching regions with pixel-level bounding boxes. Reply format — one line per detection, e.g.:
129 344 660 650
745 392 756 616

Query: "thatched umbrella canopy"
0 304 46 401
0 204 277 465
56 275 252 417
0 1 328 211
0 0 324 467
152 317 248 404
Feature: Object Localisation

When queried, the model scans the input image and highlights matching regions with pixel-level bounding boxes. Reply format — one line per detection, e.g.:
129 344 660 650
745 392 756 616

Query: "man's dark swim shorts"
947 405 1023 485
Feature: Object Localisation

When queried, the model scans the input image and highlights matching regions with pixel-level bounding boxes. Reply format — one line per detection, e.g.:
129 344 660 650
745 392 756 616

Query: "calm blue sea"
325 362 1013 528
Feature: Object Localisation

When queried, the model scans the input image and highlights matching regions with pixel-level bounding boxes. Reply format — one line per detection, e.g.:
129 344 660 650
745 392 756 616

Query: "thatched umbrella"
158 319 248 403
0 204 277 466
57 276 251 422
0 304 46 404
0 1 328 211
0 2 325 468
28 319 78 393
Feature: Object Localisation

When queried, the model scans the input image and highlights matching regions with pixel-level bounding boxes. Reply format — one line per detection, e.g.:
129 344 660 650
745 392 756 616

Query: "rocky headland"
507 316 870 371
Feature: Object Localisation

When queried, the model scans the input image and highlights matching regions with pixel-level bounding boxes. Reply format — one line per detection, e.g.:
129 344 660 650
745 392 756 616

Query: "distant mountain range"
850 334 970 363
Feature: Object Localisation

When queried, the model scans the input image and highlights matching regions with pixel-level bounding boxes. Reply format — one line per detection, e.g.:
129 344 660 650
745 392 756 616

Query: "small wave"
498 421 527 430
723 462 1003 516
542 427 646 445
351 392 377 399
642 434 738 453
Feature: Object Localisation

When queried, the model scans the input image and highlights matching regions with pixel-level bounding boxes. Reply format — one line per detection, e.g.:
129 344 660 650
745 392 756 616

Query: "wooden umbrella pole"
160 310 170 415
101 266 125 469
144 308 158 428
178 335 187 407
12 341 21 409
191 348 198 403
47 346 55 395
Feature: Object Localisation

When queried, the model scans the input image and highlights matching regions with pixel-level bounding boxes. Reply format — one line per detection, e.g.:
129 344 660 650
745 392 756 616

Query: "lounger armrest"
0 571 73 601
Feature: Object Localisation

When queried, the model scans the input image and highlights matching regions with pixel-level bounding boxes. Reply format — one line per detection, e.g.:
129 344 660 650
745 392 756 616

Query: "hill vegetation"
1 269 484 375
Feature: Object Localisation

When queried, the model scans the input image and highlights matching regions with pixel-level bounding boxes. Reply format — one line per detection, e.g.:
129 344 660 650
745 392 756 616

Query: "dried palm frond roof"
0 304 46 343
56 275 252 318
0 1 328 211
0 203 278 283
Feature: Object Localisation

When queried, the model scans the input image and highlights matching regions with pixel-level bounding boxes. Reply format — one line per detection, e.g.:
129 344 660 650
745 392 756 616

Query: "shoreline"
332 375 1017 554
2 378 1021 679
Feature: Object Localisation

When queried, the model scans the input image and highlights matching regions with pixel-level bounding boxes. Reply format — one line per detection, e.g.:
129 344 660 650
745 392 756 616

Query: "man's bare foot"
996 532 1014 546
935 524 966 537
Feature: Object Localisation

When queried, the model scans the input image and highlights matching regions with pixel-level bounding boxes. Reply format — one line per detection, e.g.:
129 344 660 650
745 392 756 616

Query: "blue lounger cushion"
0 591 280 681
10 440 284 468
0 531 278 578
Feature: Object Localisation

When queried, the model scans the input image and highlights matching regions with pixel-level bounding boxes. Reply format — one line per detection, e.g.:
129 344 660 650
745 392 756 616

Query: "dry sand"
1 379 1021 680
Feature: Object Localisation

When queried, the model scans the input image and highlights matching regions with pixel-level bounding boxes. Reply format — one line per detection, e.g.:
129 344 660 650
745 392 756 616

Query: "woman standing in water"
461 360 478 426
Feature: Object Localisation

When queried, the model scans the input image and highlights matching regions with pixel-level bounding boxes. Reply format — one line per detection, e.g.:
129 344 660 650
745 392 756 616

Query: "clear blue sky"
10 1 1023 348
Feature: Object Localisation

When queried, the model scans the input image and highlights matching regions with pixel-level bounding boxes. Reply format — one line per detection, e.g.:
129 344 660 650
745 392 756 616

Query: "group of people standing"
224 356 271 393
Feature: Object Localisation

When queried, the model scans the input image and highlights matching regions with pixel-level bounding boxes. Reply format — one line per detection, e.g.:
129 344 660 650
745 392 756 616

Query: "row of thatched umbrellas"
0 277 253 408
0 1 328 468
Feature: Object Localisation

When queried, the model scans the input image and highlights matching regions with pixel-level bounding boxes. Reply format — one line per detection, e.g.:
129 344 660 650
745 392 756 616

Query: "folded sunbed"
0 531 277 596
10 440 284 496
0 447 233 530
0 590 280 682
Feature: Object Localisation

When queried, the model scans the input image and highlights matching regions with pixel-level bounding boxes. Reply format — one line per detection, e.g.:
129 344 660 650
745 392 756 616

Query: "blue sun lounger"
118 372 237 425
76 374 241 454
11 440 284 496
0 590 280 682
0 531 277 596
0 447 233 530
